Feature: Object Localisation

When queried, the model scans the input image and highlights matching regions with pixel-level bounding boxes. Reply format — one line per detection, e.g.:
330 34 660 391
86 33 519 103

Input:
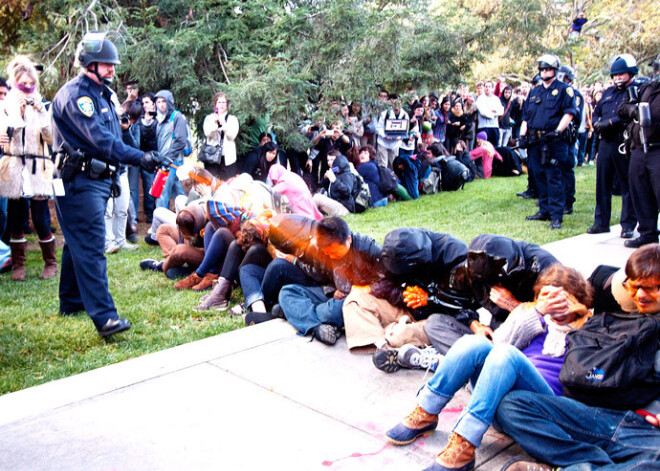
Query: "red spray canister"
149 164 178 198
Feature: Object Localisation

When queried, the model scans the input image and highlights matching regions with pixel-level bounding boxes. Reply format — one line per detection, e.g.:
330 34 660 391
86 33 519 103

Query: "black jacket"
321 154 356 213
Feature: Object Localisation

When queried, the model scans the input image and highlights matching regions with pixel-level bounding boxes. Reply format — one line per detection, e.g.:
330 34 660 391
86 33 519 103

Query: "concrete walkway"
0 227 636 471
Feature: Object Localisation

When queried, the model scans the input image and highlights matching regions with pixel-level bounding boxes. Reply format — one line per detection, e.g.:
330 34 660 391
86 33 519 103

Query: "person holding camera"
617 53 660 249
51 32 162 338
202 92 239 179
0 55 57 281
586 54 639 239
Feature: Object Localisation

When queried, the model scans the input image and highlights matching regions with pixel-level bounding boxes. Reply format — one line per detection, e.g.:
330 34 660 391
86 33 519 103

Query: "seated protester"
309 120 352 191
354 145 388 208
452 140 477 183
446 100 471 154
386 265 594 471
250 141 283 183
139 201 206 279
278 217 384 345
343 228 479 360
312 151 356 216
392 148 422 200
195 209 273 311
496 244 660 471
173 203 250 291
144 164 210 246
492 142 523 177
241 132 272 177
588 264 636 314
470 131 503 179
268 164 323 220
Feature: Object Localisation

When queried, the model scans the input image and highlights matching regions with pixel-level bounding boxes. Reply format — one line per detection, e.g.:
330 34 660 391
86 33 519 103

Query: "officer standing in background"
520 53 578 230
557 64 583 215
617 53 660 248
51 32 161 338
586 54 638 239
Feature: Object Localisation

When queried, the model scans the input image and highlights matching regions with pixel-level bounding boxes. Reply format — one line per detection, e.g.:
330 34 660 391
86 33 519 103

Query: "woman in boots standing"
0 56 57 281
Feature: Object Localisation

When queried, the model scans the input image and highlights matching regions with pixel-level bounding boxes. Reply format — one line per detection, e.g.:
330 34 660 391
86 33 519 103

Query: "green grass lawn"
0 165 622 395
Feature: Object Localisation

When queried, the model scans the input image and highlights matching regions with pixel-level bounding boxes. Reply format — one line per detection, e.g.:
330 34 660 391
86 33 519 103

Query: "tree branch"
217 47 231 84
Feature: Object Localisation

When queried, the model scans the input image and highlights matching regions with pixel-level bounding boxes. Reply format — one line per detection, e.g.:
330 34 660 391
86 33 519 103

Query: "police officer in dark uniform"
51 33 161 338
586 54 638 239
520 54 578 230
557 65 583 215
618 53 660 248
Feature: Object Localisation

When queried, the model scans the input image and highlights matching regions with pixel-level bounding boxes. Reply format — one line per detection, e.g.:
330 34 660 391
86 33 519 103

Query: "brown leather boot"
174 272 203 290
192 273 219 291
10 241 27 281
433 432 475 470
194 277 232 311
38 239 58 279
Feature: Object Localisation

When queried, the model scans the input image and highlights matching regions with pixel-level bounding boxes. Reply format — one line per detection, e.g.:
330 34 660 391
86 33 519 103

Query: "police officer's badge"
552 89 559 96
77 96 95 117
566 87 574 98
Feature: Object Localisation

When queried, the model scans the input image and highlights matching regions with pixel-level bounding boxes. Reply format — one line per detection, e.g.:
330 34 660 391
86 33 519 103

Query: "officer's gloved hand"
617 103 638 121
140 151 160 172
593 119 611 133
517 135 528 148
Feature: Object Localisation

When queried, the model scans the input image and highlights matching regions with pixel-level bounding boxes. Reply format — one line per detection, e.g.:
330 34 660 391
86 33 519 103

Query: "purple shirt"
522 331 565 396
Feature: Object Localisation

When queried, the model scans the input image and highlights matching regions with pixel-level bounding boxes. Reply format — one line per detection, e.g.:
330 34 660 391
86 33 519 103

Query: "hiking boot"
174 272 203 290
500 459 556 471
398 344 440 370
385 405 439 445
38 238 58 279
372 347 400 373
192 273 219 291
194 277 232 311
426 432 475 471
10 240 27 281
311 324 342 345
140 259 163 271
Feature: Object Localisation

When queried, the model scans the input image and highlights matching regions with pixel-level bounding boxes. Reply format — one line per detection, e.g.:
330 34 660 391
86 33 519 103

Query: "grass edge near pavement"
0 166 622 395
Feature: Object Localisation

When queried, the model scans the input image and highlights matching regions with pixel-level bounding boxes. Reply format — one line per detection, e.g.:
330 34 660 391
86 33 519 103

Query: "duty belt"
529 129 549 139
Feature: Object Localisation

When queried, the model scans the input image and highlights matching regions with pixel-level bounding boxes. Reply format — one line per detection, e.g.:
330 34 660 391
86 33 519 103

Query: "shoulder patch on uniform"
566 87 574 98
77 96 95 117
576 96 581 106
552 89 559 96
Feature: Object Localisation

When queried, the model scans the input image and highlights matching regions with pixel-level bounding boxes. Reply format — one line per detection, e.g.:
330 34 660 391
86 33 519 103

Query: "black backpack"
559 312 660 410
376 164 399 194
438 156 470 191
352 172 371 213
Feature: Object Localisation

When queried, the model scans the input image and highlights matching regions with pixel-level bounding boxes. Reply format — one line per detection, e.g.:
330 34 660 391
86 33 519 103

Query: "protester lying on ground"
195 209 274 312
470 131 503 179
276 216 384 345
492 143 523 177
342 227 478 362
312 151 357 216
385 264 593 471
496 243 660 471
139 200 206 279
268 164 323 220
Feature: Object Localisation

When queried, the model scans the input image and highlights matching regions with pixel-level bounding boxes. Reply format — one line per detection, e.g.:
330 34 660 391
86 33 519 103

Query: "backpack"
421 167 441 194
377 164 399 194
438 156 470 191
352 172 371 213
559 312 660 410
170 110 194 157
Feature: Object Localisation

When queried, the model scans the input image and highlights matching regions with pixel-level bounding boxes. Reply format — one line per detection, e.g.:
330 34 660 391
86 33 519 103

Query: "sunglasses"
623 278 660 296
539 67 553 72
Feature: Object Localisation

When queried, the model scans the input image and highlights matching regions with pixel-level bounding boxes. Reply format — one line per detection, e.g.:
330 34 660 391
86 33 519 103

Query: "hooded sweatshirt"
268 164 323 220
154 90 187 163
320 154 356 213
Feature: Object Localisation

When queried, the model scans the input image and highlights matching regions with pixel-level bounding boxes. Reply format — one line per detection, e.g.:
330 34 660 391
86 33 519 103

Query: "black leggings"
8 198 52 240
220 242 271 282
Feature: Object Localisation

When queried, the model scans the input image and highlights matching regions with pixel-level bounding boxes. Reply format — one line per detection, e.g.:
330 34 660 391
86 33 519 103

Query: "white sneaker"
104 243 120 254
397 344 440 371
119 242 138 251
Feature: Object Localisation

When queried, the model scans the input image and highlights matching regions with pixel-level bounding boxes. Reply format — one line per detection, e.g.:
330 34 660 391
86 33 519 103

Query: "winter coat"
203 111 239 166
0 88 53 199
269 164 323 220
320 154 356 213
154 90 187 163
466 234 559 323
356 160 385 205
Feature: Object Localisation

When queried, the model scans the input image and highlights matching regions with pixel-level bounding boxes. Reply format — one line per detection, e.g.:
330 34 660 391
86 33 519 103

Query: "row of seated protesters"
140 175 660 470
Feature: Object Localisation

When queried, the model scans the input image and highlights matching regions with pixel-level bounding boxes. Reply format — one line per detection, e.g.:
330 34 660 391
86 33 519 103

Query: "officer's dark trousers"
594 139 636 231
628 146 660 242
561 165 576 211
56 174 119 328
528 141 567 222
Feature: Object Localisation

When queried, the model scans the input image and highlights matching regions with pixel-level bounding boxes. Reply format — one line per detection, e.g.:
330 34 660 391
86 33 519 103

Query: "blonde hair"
7 55 39 89
478 138 496 159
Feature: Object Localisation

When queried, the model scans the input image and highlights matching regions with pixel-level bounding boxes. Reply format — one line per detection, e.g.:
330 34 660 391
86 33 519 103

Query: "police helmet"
76 32 120 68
609 54 638 77
558 65 576 83
532 73 541 86
537 53 561 71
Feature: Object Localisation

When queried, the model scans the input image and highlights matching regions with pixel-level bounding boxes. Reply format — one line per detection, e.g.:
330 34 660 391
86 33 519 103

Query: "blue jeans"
372 197 388 208
128 165 155 223
417 335 554 447
496 390 660 470
278 284 344 335
156 158 184 209
576 132 588 166
0 196 7 236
